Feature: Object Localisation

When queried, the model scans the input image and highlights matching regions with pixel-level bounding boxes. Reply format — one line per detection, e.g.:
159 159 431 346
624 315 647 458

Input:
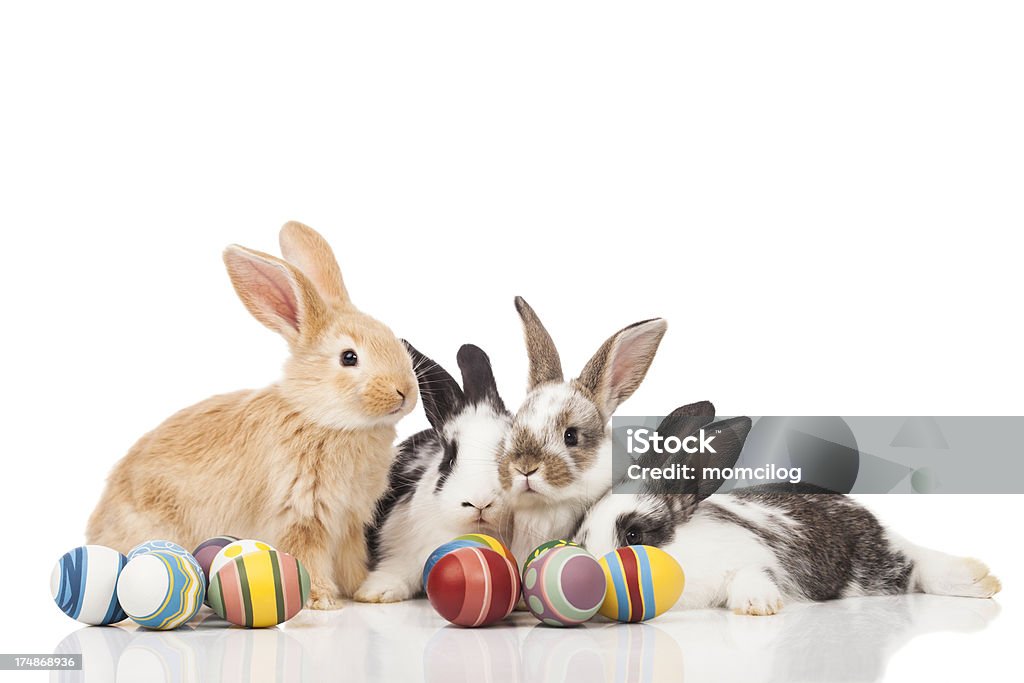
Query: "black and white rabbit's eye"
624 528 644 545
340 350 358 367
564 427 579 447
439 442 459 477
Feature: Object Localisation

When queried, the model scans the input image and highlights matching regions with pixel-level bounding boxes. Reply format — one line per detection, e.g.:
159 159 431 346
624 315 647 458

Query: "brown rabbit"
86 221 418 609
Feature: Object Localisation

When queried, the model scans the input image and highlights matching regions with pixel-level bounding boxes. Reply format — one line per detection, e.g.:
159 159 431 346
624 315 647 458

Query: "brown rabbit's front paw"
307 582 343 610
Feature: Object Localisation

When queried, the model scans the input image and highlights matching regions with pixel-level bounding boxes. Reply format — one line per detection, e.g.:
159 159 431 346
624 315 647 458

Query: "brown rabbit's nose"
515 467 539 477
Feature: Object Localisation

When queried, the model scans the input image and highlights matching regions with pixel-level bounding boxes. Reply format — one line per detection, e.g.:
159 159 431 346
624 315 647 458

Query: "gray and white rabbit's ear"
634 401 718 473
223 244 328 346
457 344 506 414
577 318 668 418
690 416 752 501
657 401 717 444
278 221 352 307
403 341 464 432
514 296 563 389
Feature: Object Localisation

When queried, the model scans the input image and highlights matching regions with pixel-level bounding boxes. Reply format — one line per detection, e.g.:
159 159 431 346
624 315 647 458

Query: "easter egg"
426 547 520 627
522 546 606 627
127 539 189 561
127 540 205 586
453 533 516 566
192 535 239 604
523 539 581 571
598 545 684 622
50 545 128 625
192 536 239 580
117 549 205 629
209 539 275 580
421 539 490 590
207 549 310 628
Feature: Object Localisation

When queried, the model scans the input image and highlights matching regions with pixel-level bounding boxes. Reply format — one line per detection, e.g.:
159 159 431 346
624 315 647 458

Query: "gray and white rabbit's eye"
564 427 579 447
340 349 359 367
624 527 644 545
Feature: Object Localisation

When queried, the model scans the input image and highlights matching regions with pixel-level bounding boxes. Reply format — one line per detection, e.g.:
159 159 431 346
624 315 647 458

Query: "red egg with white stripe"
426 546 520 627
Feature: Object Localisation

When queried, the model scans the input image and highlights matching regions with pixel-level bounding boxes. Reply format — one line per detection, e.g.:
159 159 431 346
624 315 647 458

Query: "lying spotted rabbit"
575 401 1002 615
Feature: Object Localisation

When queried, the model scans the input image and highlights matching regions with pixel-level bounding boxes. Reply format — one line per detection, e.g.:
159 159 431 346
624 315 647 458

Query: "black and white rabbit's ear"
692 416 753 501
402 341 464 432
514 296 564 389
457 344 507 414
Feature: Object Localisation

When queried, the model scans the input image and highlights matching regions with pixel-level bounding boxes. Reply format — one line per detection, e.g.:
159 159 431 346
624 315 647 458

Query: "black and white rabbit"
498 296 667 568
354 343 513 603
574 401 1002 615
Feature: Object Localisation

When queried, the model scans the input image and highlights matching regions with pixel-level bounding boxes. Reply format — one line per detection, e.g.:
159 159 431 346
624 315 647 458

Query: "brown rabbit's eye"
341 350 358 367
564 427 579 447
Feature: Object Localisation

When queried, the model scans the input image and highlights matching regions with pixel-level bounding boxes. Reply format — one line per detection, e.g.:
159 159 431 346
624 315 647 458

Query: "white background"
1 2 1021 681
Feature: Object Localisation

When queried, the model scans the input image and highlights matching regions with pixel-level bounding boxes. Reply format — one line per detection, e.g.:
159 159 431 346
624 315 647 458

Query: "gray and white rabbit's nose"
461 498 495 510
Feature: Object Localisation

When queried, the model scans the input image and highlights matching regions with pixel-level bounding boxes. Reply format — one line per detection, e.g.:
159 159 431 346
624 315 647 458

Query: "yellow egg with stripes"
597 545 684 622
207 549 310 628
208 539 275 582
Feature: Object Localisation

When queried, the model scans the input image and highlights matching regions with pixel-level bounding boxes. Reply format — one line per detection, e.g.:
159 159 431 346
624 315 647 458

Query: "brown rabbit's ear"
577 318 667 418
223 244 328 345
278 221 351 306
514 296 563 389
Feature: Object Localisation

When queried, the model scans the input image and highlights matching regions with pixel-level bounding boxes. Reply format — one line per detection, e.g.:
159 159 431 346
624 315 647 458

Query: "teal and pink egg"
522 546 607 627
116 549 205 630
50 545 128 625
523 539 581 571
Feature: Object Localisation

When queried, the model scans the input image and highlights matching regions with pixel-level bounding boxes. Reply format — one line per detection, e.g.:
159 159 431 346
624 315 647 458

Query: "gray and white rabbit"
354 343 513 603
575 401 1002 615
498 296 667 569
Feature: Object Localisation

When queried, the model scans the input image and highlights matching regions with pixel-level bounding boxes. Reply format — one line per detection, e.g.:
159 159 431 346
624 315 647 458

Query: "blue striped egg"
116 549 205 630
50 545 128 625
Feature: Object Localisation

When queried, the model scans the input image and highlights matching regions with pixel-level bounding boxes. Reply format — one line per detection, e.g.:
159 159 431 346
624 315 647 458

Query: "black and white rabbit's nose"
462 500 494 510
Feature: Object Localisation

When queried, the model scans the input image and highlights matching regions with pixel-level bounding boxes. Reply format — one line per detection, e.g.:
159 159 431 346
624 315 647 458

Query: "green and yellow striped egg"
597 545 684 622
523 539 581 571
208 549 310 628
